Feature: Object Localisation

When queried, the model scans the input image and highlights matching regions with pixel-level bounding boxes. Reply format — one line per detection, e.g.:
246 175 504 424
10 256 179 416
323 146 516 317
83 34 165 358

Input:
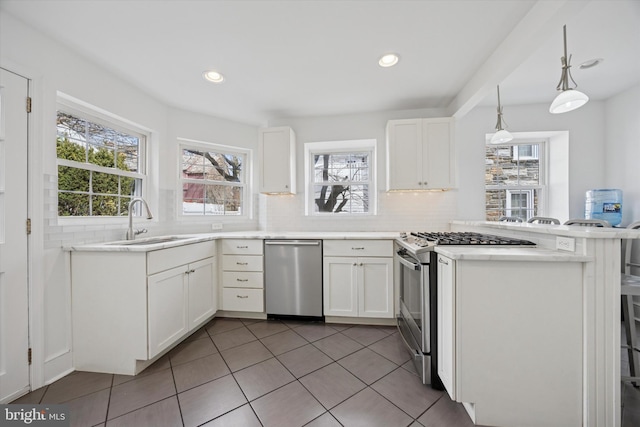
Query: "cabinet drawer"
323 240 392 257
223 271 264 289
147 241 216 275
222 255 263 272
222 239 264 255
222 288 264 312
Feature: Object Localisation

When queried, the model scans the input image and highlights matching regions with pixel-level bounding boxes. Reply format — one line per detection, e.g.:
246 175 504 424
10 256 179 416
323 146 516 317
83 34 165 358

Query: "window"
305 140 376 215
56 109 146 217
485 141 545 222
179 139 249 216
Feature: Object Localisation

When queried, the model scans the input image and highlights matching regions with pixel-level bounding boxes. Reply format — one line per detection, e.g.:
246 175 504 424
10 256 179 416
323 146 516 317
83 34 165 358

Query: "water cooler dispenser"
585 189 622 226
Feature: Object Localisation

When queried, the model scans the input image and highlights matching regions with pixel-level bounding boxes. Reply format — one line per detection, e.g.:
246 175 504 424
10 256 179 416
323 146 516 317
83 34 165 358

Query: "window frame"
177 138 252 220
304 139 377 216
485 138 547 222
55 94 149 222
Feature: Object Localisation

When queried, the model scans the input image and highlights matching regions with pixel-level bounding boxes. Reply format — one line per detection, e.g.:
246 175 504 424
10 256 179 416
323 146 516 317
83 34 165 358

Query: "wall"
265 109 458 231
605 84 640 225
0 10 258 386
455 101 606 222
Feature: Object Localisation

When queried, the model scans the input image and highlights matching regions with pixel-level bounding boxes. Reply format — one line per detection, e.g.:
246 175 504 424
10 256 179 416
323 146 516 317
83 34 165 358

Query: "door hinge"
26 218 32 235
28 348 32 365
26 97 32 113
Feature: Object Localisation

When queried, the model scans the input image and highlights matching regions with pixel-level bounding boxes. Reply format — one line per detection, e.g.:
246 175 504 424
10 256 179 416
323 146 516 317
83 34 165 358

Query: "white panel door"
148 266 188 358
187 257 216 329
386 119 422 190
0 68 30 403
323 257 357 317
358 257 394 318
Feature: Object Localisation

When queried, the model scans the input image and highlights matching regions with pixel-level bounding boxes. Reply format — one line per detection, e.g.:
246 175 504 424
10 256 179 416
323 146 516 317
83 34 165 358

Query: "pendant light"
549 25 589 114
490 85 513 144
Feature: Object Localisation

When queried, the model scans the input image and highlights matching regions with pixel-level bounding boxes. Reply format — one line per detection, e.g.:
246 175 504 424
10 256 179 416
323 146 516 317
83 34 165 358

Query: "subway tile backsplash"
44 173 458 248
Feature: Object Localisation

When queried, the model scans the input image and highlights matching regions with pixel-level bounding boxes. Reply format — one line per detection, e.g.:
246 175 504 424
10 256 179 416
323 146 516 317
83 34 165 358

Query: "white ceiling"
2 0 639 125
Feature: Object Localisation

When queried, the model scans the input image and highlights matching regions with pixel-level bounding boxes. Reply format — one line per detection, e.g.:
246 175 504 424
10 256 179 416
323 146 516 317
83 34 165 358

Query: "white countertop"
451 220 640 239
67 231 400 252
435 246 592 262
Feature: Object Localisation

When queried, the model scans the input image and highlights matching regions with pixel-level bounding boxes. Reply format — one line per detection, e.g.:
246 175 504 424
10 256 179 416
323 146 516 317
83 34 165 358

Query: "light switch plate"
211 223 223 230
556 236 575 252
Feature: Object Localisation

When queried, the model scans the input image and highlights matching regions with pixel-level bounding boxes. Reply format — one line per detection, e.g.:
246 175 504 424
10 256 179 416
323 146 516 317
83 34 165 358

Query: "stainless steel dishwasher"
264 240 323 320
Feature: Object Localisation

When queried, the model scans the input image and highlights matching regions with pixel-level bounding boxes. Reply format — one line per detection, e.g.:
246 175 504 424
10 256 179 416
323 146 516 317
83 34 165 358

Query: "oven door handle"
397 253 421 270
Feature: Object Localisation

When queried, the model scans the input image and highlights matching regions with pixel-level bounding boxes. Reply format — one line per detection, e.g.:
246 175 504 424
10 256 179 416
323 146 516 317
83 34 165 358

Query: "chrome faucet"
126 197 153 240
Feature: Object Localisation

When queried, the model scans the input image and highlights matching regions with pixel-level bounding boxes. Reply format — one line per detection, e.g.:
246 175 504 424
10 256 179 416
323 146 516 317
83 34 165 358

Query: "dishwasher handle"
264 240 321 246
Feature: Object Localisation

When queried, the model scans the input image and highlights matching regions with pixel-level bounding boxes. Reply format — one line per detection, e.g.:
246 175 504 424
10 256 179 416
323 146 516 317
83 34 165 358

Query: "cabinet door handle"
236 245 248 249
438 258 449 265
236 295 249 299
236 278 249 282
359 263 363 266
185 269 196 274
236 262 248 266
352 247 365 250
353 263 357 266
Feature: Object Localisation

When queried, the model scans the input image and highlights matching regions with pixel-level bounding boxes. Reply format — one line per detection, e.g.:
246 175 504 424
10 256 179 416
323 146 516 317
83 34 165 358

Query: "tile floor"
12 317 640 427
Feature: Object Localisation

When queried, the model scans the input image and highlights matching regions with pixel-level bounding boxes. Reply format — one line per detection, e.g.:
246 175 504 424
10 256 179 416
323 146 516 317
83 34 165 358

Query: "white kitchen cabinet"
386 117 455 190
436 254 455 398
259 126 296 194
436 253 583 427
221 239 264 312
148 256 216 359
323 240 394 318
71 240 217 375
148 266 188 359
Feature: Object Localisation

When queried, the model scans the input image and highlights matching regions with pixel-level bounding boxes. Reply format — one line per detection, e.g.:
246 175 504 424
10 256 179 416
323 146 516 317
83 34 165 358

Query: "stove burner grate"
410 232 535 246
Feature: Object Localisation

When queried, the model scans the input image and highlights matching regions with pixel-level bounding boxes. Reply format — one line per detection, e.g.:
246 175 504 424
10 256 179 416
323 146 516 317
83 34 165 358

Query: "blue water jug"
585 189 622 226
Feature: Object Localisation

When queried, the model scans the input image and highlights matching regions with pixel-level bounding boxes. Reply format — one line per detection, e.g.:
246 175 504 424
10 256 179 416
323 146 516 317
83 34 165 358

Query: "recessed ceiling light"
378 53 399 68
203 70 224 83
578 58 604 69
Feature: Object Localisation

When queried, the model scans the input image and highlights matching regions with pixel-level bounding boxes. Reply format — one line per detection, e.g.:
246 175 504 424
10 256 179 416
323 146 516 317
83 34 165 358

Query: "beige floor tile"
277 344 333 378
172 353 230 393
251 381 324 427
107 368 176 419
178 375 247 427
331 387 413 427
299 363 366 409
234 358 295 401
106 396 182 427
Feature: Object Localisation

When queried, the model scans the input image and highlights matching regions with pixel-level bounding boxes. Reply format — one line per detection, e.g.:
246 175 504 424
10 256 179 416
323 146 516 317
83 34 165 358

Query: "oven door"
396 249 429 353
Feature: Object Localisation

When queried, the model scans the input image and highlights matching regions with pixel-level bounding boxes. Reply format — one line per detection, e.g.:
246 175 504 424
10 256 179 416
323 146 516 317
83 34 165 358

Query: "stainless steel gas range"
395 231 535 389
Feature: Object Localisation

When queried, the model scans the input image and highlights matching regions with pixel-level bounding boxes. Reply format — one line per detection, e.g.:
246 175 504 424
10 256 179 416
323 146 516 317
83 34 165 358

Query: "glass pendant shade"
550 25 588 114
490 129 514 144
549 89 589 114
490 85 513 144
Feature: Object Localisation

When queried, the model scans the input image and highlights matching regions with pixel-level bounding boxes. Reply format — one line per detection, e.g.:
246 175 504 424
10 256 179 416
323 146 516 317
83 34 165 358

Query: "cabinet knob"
285 185 289 189
353 263 357 266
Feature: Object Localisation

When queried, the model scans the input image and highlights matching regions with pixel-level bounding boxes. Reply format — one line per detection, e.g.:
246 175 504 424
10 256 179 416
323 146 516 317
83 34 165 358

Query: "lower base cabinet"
323 240 394 318
71 241 217 375
148 257 216 358
221 239 264 312
437 254 584 427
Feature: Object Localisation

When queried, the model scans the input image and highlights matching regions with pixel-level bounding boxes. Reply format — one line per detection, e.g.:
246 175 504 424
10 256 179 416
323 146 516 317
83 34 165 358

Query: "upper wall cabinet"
386 118 455 191
259 126 296 194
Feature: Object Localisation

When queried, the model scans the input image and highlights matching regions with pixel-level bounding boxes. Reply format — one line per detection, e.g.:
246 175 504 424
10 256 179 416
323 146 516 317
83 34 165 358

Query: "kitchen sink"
106 236 194 246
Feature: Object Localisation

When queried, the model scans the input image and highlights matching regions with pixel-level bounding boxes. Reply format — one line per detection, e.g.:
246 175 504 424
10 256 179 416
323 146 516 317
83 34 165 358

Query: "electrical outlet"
556 236 575 252
211 223 223 230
